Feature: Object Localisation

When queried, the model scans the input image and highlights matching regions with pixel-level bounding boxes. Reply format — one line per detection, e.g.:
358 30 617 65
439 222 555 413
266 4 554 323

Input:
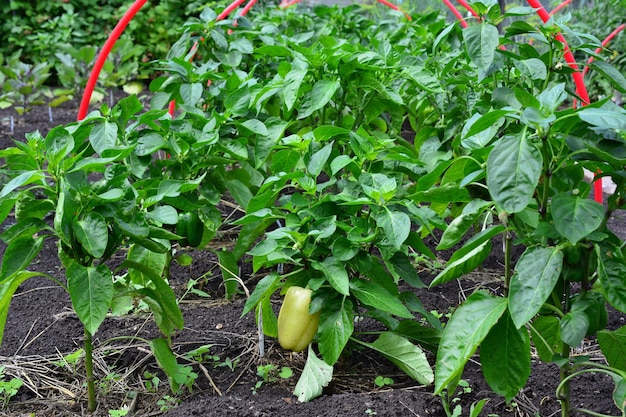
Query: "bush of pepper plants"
0 1 626 415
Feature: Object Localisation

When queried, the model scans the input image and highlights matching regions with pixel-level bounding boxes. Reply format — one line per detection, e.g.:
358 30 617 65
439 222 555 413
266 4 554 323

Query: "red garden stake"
375 0 412 21
77 0 148 121
442 0 468 28
582 24 625 78
549 0 573 16
455 0 480 20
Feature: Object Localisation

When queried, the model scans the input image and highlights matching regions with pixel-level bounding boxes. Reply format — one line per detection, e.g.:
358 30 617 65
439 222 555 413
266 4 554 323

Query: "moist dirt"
0 99 625 417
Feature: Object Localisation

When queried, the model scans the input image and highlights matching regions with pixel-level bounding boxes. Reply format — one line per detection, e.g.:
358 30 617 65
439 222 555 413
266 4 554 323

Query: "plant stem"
84 328 96 412
559 282 572 417
504 227 512 296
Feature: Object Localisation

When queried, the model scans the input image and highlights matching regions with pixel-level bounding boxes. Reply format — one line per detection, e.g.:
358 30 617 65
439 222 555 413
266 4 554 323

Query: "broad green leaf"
67 263 113 335
463 23 500 79
242 273 281 317
560 308 590 348
509 246 563 328
375 208 410 251
311 257 349 295
430 226 504 287
313 125 349 142
240 119 268 136
350 279 414 319
438 199 492 250
127 245 167 286
578 107 626 131
386 252 426 289
0 271 41 345
146 205 179 225
612 375 626 411
297 79 340 120
514 58 547 80
0 236 44 281
224 85 250 116
307 142 333 178
481 311 530 403
598 326 626 372
180 82 203 105
590 61 626 93
90 120 118 154
318 299 354 365
122 259 184 335
358 332 433 385
294 345 334 402
597 253 626 312
0 171 44 198
331 237 359 262
149 338 197 394
434 291 507 394
283 68 307 112
217 250 240 300
462 111 510 149
530 315 562 362
487 134 542 213
551 193 603 244
73 212 108 259
44 126 74 167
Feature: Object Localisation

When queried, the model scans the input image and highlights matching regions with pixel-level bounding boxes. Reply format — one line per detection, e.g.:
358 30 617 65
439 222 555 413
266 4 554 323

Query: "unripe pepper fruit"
277 286 320 352
177 212 203 247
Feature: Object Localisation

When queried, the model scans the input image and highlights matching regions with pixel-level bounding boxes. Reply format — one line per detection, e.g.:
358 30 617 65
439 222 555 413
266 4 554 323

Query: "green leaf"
0 271 41 345
217 250 240 300
44 126 74 167
434 291 507 394
67 263 113 335
530 315 562 363
386 252 426 289
358 332 433 385
438 199 492 250
551 193 603 244
375 208 410 251
463 23 500 78
598 326 626 372
487 134 542 213
149 338 197 394
73 212 108 259
0 170 44 198
430 226 504 287
90 120 118 154
509 246 563 328
180 82 203 105
307 142 333 178
293 345 333 402
242 273 281 317
350 279 414 319
122 259 184 335
311 257 349 295
480 311 530 403
462 111 510 149
514 58 547 80
0 236 44 281
590 61 626 94
597 254 626 313
318 299 354 365
560 308 590 348
283 68 307 112
297 79 340 120
578 107 626 131
612 374 626 411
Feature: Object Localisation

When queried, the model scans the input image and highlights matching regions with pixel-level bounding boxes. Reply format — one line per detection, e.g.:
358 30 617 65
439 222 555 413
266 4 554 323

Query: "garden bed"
1 100 625 417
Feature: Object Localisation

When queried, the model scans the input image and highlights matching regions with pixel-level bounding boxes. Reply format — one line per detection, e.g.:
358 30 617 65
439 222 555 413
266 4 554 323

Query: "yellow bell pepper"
277 286 320 352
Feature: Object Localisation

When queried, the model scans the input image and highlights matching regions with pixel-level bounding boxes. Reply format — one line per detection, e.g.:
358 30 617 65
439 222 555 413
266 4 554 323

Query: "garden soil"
1 98 625 417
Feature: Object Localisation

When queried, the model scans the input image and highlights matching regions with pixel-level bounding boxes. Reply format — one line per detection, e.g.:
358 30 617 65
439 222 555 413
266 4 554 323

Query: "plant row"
1 2 626 416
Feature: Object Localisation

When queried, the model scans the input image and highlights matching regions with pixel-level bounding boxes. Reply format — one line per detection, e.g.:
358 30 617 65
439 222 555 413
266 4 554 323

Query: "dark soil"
1 98 625 417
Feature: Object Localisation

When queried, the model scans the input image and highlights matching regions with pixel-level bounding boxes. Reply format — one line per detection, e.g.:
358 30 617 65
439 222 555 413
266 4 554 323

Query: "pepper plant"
422 4 626 416
0 95 203 411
